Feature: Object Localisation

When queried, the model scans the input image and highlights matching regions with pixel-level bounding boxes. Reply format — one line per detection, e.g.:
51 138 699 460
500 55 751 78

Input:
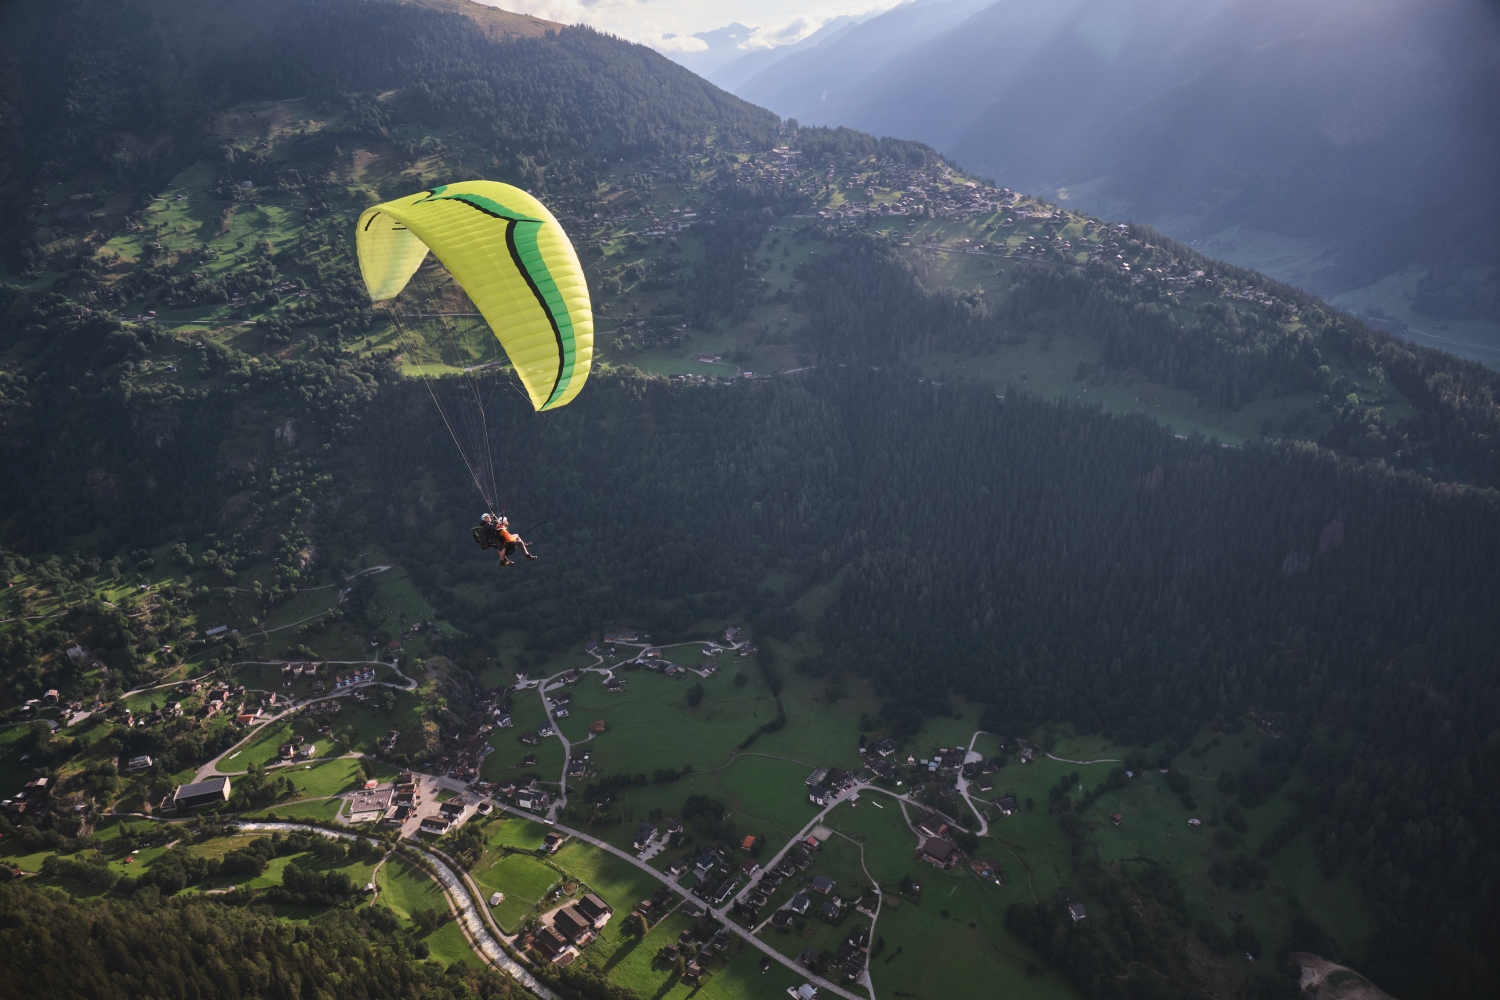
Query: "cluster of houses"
797 924 871 983
278 734 316 762
805 767 857 808
332 666 376 689
527 892 613 965
493 776 553 814
384 771 423 826
656 902 734 983
419 799 467 836
737 837 824 924
675 842 753 908
2 776 50 816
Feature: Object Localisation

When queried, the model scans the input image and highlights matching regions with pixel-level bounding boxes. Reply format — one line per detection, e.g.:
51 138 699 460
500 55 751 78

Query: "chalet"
642 646 663 658
553 906 594 944
794 986 818 1000
603 629 640 643
1020 746 1035 763
771 909 794 929
788 893 811 915
694 852 716 878
917 813 948 839
680 899 707 920
420 816 452 835
741 859 760 877
808 784 830 807
997 796 1018 816
872 738 896 757
667 857 689 878
820 898 843 921
543 832 566 854
533 926 571 961
173 775 231 809
976 775 994 792
490 891 505 906
917 837 958 869
741 834 758 851
591 718 607 733
1112 812 1124 827
386 804 412 825
1068 902 1088 922
633 822 656 850
124 755 153 772
575 893 612 928
1187 817 1202 829
799 948 821 968
439 800 465 822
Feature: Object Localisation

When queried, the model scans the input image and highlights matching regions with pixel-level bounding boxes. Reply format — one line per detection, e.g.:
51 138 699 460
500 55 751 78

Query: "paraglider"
356 181 593 564
473 513 536 566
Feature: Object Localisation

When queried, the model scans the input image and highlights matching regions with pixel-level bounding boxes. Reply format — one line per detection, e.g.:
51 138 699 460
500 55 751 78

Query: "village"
8 605 1199 1000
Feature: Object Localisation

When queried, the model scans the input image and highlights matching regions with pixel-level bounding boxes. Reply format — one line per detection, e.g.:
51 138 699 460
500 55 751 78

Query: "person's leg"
499 541 516 566
518 538 537 560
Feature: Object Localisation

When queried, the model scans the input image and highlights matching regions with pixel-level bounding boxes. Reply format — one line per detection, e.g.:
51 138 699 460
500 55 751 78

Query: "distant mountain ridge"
731 0 1500 361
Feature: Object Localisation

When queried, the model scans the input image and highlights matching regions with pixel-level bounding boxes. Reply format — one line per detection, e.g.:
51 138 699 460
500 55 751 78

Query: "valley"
0 4 1495 1000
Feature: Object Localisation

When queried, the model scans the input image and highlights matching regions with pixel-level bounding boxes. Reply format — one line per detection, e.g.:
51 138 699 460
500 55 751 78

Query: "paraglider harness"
473 514 540 564
472 520 501 550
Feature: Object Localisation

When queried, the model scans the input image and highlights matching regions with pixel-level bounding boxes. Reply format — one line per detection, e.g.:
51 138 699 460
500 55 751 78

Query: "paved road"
496 803 864 1000
192 664 417 781
237 821 552 999
958 730 993 835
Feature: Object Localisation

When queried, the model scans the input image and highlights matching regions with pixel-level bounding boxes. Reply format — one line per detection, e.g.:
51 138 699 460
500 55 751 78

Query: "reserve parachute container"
357 181 593 411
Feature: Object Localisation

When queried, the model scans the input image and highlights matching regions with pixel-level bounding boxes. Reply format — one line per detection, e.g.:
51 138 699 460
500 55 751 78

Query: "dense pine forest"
0 2 1497 1000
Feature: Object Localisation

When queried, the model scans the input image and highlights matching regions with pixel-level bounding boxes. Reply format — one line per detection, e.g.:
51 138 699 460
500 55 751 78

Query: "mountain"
732 0 1500 363
734 0 995 123
0 3 1498 1000
702 15 865 94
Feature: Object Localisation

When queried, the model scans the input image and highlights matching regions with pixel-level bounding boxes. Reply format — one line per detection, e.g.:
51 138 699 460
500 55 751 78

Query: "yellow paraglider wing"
356 181 593 411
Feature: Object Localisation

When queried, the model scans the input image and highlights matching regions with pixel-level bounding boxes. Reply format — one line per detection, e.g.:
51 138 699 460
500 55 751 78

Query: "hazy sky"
481 0 907 53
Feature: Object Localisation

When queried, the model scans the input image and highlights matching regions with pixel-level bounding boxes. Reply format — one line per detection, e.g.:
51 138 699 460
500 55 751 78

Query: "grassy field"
470 849 560 933
378 854 448 919
819 798 1076 1000
279 756 379 798
244 797 347 822
550 838 664 928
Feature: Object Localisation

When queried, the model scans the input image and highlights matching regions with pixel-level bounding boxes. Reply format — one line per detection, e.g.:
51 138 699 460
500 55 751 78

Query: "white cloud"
657 34 710 53
479 1 908 53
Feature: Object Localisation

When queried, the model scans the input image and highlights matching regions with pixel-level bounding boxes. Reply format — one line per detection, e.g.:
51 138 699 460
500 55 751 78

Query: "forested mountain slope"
0 2 1496 1000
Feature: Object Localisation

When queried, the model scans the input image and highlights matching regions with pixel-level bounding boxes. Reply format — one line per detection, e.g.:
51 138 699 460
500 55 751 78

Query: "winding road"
238 821 552 999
